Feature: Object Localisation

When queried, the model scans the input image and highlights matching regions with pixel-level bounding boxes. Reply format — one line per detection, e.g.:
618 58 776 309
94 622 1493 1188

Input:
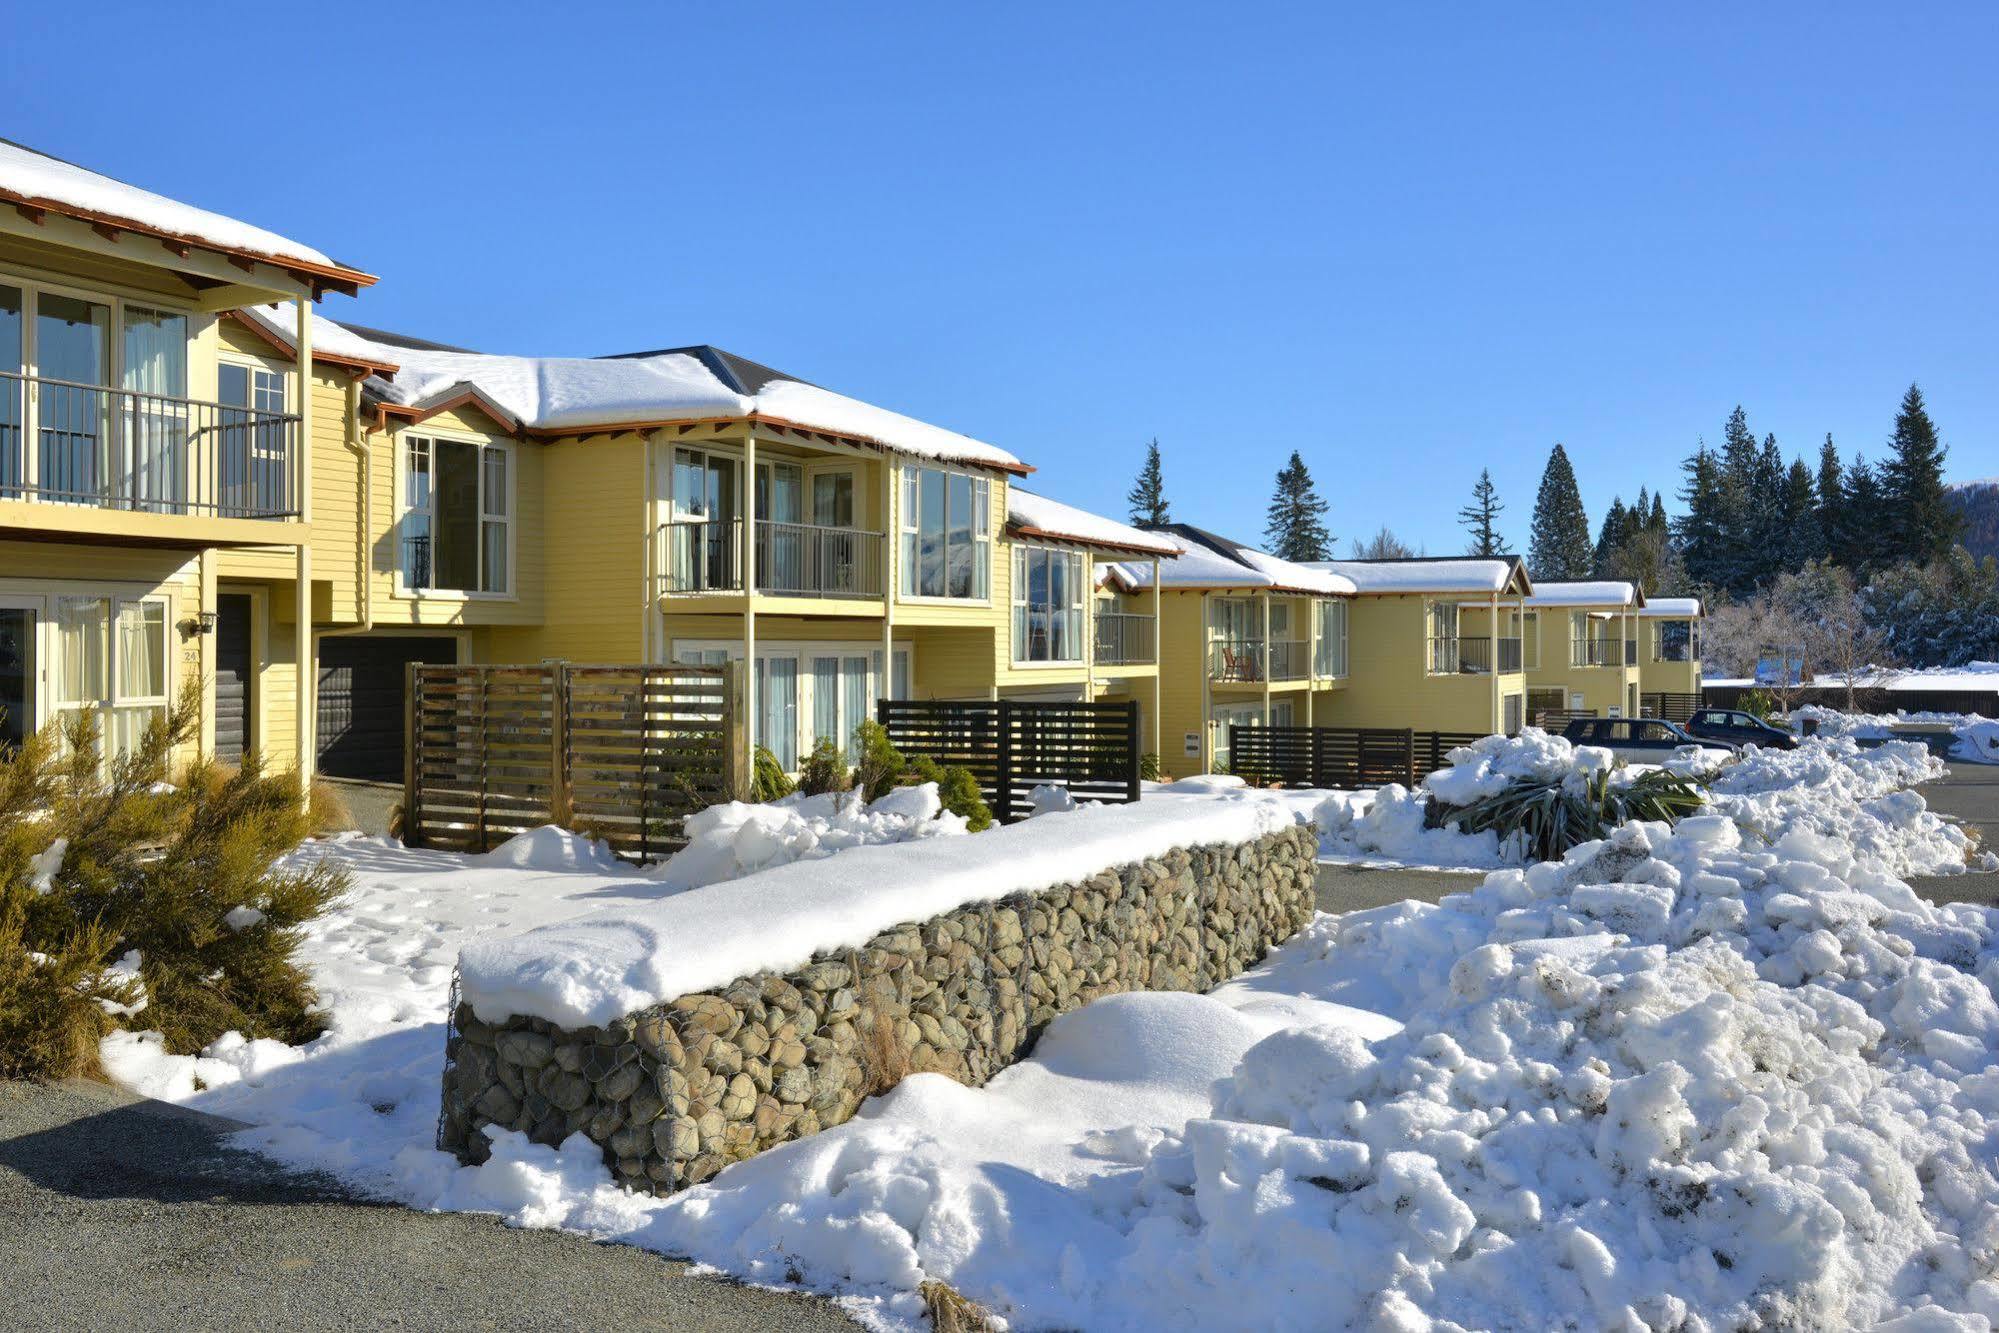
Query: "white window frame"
897 463 991 603
32 585 174 766
1313 598 1348 679
395 428 515 599
1011 543 1085 666
1522 611 1541 670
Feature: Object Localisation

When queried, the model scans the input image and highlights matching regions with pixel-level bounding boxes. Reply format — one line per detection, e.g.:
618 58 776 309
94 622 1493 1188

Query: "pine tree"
1879 383 1959 563
1815 435 1845 566
1781 457 1824 568
1262 451 1333 561
1647 492 1668 535
1843 455 1884 576
1712 407 1760 594
1457 469 1505 556
1675 442 1727 590
1125 439 1170 528
1749 432 1789 585
1528 443 1593 580
1592 497 1629 577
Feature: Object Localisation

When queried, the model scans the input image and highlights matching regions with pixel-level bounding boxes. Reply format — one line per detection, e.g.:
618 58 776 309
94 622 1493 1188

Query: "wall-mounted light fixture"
179 610 218 639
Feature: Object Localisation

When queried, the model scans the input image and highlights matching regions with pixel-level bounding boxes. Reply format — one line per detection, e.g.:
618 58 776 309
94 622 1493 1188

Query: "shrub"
749 746 796 802
1139 752 1163 782
1738 688 1777 720
797 738 851 797
851 721 906 803
1437 766 1708 863
933 764 994 832
1 683 347 1075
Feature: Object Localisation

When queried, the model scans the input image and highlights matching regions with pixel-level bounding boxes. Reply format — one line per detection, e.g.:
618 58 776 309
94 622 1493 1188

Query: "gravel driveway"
0 1079 858 1333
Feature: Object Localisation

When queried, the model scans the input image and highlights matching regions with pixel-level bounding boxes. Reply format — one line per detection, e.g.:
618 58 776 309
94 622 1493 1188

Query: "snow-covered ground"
97 738 1999 1330
1798 704 1999 765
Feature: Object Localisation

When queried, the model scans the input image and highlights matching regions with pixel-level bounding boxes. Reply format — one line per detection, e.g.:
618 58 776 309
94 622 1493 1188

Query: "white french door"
49 593 169 763
0 594 42 750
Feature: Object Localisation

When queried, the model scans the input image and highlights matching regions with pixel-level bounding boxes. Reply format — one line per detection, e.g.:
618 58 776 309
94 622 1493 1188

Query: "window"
756 656 799 770
1522 612 1540 670
1314 599 1347 678
1012 546 1084 663
402 435 509 594
1570 611 1590 667
1427 601 1459 673
813 471 855 528
899 466 989 599
1655 619 1694 662
218 360 289 516
811 652 878 758
51 595 166 763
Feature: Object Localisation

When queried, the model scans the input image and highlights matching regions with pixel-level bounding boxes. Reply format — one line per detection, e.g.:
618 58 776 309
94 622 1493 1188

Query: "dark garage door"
214 594 254 764
316 636 458 780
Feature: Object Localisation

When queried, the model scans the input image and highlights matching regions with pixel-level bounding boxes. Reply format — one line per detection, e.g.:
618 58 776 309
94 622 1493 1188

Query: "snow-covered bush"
651 782 968 892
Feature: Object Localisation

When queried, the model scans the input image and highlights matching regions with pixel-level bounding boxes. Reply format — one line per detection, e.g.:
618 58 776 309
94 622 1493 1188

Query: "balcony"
1571 638 1621 668
659 516 885 599
1210 637 1309 683
0 371 299 522
1430 636 1523 675
1094 611 1156 666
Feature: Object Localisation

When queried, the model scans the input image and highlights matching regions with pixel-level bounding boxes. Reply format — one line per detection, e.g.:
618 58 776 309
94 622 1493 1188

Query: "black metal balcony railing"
0 371 299 519
659 517 885 598
1431 636 1523 675
1094 611 1156 666
1209 638 1309 683
1572 638 1620 668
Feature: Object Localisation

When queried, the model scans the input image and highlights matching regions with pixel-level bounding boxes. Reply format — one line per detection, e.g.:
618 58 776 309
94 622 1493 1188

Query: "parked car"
1683 707 1798 751
1561 716 1718 765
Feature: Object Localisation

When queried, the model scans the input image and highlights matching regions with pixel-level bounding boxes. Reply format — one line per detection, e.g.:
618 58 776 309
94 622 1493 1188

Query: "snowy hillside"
1950 477 1999 561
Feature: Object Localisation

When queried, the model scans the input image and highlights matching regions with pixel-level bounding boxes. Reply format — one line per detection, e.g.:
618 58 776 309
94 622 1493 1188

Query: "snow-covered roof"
1006 489 1180 557
1524 580 1643 608
1111 525 1355 595
252 310 1027 472
1637 596 1703 618
1818 661 1999 693
1308 557 1528 595
0 139 372 292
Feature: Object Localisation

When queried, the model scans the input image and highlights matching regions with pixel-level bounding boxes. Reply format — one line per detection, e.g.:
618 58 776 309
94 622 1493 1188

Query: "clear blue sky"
7 3 1994 552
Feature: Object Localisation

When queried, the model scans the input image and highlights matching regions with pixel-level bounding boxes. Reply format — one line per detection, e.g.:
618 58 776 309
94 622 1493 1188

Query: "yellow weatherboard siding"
1320 595 1520 736
1520 604 1642 719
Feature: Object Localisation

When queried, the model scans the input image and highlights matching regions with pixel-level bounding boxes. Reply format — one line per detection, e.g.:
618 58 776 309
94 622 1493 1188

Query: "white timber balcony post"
1489 589 1500 729
294 297 314 785
1150 558 1162 760
882 458 895 707
1306 597 1317 725
742 429 757 777
1260 590 1272 725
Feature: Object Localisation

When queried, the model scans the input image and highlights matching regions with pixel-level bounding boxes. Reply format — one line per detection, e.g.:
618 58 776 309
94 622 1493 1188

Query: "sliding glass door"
0 597 37 750
36 295 111 505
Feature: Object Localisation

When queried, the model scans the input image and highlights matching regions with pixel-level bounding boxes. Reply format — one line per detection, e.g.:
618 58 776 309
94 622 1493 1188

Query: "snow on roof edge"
1007 489 1180 556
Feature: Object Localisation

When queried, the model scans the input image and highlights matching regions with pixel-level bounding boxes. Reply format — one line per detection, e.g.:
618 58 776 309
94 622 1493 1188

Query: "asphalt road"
0 1079 859 1333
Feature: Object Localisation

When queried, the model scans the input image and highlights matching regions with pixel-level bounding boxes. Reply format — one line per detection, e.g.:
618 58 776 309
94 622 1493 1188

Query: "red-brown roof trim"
1008 522 1177 558
222 310 401 378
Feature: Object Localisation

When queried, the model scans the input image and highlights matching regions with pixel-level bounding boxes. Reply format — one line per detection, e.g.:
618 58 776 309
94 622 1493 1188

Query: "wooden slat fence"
877 698 1141 824
1640 692 1701 723
404 662 741 862
1228 725 1488 791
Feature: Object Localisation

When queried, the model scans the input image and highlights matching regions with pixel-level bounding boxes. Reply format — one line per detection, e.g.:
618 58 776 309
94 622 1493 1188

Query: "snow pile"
1706 738 1987 878
1798 705 1999 766
650 783 965 893
1423 729 1619 806
1081 813 1999 1328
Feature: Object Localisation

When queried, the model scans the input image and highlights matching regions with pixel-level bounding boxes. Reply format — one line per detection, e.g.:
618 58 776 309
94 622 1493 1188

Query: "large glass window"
756 656 799 771
899 466 990 599
218 361 289 516
1655 619 1694 662
36 294 110 503
402 435 509 594
0 285 20 496
813 471 854 527
1013 546 1085 663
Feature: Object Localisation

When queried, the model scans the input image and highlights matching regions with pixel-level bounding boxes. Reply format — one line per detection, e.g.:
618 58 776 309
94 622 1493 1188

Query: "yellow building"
0 141 373 778
1105 526 1357 775
225 313 1181 779
1634 595 1704 710
1517 580 1646 724
1309 556 1535 738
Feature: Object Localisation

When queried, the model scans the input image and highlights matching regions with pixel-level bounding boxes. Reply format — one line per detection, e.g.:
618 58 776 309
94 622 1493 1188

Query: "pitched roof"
1308 555 1531 595
1524 579 1644 608
1006 489 1180 557
0 138 373 296
240 308 1028 473
1112 524 1355 594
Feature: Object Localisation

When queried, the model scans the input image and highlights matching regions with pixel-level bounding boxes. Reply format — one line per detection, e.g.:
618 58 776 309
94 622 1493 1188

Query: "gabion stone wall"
439 823 1318 1195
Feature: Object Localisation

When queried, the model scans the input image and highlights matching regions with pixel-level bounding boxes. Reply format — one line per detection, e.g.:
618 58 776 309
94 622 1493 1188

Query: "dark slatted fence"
878 698 1141 823
1228 725 1488 790
1640 692 1701 723
405 662 741 862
